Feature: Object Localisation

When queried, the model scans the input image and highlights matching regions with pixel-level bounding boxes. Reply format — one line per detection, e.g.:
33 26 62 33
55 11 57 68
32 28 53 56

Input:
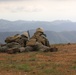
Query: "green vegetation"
0 45 76 75
71 65 76 70
44 68 62 75
15 64 32 72
0 60 32 72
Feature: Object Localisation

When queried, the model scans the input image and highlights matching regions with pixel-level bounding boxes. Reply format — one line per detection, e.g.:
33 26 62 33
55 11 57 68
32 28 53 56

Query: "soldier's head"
21 32 28 38
36 27 44 33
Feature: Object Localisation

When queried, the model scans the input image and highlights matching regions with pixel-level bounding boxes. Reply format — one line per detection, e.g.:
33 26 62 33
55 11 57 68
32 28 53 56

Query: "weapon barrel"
27 30 30 39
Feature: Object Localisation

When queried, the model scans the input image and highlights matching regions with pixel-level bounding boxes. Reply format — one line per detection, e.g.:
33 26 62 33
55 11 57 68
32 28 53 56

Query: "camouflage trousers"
25 42 50 52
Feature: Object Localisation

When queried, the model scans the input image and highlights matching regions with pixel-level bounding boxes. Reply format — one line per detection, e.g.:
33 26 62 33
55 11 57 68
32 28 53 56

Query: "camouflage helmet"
36 27 44 33
22 32 28 37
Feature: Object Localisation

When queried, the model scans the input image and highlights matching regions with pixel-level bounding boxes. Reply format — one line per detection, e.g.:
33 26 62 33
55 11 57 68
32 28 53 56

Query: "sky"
0 0 76 21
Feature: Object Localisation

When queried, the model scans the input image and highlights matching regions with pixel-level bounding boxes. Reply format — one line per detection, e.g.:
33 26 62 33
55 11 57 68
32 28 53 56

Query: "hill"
0 19 76 44
0 44 76 75
0 19 76 32
0 31 76 44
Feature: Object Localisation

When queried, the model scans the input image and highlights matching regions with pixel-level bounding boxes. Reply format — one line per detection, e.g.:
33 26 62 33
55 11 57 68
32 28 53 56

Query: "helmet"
22 32 28 37
36 27 44 33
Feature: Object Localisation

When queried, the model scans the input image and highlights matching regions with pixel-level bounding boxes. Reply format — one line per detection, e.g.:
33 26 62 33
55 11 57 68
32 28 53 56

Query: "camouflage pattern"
6 42 21 54
6 42 21 48
22 32 28 38
7 47 20 54
25 28 50 51
0 45 8 52
15 36 28 47
26 38 37 46
30 28 50 47
50 47 58 52
34 42 50 52
36 27 44 33
5 33 28 47
5 34 21 43
33 42 41 51
19 47 25 52
0 28 58 53
20 34 28 47
4 32 29 53
25 46 33 52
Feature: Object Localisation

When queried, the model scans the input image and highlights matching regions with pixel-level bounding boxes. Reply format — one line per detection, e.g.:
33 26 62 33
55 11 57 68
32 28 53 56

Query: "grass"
44 68 64 75
0 44 76 75
28 57 36 61
0 60 32 72
15 64 32 72
71 65 76 70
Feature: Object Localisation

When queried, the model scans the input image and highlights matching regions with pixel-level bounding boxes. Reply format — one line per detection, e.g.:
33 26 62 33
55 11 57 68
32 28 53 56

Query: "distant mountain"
45 31 76 44
0 19 76 44
0 19 76 32
0 31 76 44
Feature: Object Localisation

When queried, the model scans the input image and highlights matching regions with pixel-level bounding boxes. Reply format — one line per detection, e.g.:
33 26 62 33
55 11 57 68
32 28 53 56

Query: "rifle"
27 30 30 40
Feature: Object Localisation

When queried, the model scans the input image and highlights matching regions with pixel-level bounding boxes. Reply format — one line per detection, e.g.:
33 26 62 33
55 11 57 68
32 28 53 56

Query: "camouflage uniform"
0 28 58 53
5 32 28 47
5 34 21 43
25 28 50 52
15 32 28 47
31 28 50 47
5 32 29 54
0 44 8 52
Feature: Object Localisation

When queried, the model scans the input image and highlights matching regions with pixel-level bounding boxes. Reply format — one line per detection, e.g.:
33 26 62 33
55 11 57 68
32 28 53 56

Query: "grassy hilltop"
0 44 76 75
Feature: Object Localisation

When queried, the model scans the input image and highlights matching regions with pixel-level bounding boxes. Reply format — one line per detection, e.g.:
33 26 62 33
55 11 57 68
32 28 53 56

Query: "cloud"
0 0 33 1
0 0 22 1
3 5 42 13
0 0 76 3
0 0 32 2
0 0 75 2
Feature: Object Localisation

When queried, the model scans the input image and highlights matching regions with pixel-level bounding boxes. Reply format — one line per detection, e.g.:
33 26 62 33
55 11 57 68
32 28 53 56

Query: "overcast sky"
0 0 76 21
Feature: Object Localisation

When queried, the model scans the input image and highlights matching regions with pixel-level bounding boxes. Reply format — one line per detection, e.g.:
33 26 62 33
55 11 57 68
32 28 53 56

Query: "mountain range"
0 19 76 32
0 19 76 44
0 31 76 44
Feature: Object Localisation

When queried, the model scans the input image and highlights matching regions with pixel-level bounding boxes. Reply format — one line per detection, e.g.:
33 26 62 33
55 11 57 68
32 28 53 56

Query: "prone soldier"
25 28 51 52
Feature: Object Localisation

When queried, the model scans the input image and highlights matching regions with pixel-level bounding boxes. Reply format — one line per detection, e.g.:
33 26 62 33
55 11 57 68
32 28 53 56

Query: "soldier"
6 32 29 54
7 42 21 54
25 28 50 52
21 32 29 46
5 32 28 46
15 32 29 47
31 27 50 47
5 34 21 43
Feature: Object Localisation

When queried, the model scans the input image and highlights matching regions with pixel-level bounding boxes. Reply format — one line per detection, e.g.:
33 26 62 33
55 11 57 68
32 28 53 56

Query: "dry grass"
0 43 76 75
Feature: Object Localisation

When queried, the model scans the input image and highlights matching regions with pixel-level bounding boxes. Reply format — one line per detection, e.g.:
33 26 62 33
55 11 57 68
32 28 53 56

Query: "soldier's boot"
50 47 58 52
